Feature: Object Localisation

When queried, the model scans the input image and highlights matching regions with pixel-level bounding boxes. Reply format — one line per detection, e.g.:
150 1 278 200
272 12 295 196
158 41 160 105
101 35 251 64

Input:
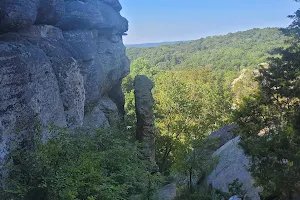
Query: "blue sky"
120 0 299 44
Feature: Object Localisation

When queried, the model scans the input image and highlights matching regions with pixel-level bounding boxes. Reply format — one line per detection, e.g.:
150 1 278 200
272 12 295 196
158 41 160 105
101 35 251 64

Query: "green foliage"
231 69 260 107
235 6 300 198
122 57 235 200
124 19 289 200
123 58 158 94
175 185 223 200
122 58 235 199
122 58 158 128
228 179 246 198
127 28 287 71
154 68 233 173
0 125 162 200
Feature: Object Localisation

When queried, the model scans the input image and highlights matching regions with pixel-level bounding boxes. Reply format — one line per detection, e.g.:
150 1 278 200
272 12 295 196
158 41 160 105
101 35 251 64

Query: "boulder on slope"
207 137 261 200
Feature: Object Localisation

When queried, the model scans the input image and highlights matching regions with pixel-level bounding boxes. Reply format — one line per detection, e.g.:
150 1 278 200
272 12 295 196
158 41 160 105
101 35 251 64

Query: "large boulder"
207 137 261 200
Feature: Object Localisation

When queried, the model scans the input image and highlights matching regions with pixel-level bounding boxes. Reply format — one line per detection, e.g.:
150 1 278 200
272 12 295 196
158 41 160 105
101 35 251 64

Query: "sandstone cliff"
0 0 129 164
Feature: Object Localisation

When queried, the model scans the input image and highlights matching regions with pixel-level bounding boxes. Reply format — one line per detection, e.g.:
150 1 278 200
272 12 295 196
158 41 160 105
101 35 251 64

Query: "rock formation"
207 124 236 150
0 0 129 165
134 75 158 172
207 136 261 200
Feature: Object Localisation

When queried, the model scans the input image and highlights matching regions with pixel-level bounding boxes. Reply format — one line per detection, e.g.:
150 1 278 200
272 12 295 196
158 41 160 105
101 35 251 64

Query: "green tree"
154 68 233 173
0 125 162 200
127 28 287 71
235 4 300 198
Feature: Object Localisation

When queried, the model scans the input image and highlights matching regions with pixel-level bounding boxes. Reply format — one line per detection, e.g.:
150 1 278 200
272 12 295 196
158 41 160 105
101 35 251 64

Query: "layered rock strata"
0 0 129 164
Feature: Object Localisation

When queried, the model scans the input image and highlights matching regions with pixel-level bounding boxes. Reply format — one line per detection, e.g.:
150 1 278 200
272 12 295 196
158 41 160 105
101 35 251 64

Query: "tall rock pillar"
134 75 158 172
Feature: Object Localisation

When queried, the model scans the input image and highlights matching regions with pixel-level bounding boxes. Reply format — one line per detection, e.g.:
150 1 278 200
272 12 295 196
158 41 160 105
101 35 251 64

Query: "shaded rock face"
0 0 129 164
134 75 158 171
207 137 261 200
208 124 236 150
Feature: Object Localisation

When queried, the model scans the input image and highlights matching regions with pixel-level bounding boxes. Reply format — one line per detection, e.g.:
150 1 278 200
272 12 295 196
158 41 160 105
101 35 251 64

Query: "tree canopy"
127 28 287 71
235 5 300 198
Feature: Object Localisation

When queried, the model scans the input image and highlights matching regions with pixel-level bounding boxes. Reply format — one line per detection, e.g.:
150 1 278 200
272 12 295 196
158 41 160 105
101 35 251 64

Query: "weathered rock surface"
0 0 38 33
207 137 261 200
0 0 129 166
0 28 68 163
36 0 65 25
57 0 127 34
19 25 86 128
0 0 66 33
134 75 158 171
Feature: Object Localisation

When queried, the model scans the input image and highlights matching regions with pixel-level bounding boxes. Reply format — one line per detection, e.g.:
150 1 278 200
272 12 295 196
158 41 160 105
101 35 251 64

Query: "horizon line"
124 26 283 46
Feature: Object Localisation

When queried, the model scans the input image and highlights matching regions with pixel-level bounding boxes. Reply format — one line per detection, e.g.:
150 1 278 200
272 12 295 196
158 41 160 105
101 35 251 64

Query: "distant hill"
126 41 190 48
126 28 287 71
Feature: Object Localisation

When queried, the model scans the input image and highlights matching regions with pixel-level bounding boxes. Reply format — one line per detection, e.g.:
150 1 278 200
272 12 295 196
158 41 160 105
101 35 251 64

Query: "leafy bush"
228 179 246 198
0 125 162 200
175 185 223 200
154 68 233 174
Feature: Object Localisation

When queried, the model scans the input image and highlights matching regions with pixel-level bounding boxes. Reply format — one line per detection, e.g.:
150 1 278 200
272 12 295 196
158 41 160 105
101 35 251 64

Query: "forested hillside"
2 0 300 199
123 25 300 199
127 28 287 71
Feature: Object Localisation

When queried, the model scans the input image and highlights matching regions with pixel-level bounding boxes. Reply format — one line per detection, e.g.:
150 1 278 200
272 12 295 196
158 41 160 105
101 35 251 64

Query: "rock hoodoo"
0 0 129 165
134 75 158 171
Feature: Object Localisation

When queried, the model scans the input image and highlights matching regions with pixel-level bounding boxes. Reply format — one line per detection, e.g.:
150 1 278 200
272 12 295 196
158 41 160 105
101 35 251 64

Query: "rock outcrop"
229 196 242 200
134 75 158 172
207 136 261 200
207 124 236 150
0 0 129 165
